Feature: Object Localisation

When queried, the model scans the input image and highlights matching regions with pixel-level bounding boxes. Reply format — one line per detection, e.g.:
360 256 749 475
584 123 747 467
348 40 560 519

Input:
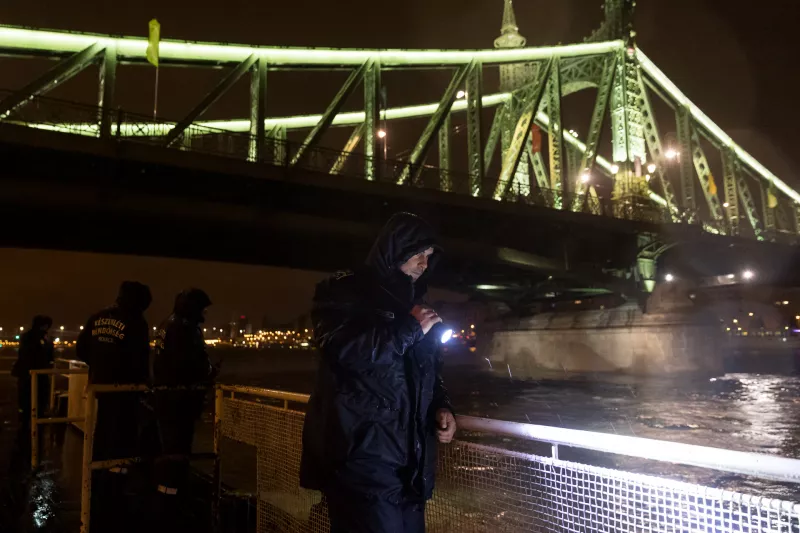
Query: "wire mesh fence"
218 392 800 533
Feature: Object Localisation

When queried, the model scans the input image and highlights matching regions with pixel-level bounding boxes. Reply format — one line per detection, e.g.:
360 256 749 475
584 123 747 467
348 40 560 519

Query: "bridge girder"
0 22 796 248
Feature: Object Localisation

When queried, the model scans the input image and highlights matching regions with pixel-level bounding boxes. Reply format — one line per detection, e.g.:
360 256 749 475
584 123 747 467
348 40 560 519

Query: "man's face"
399 247 434 282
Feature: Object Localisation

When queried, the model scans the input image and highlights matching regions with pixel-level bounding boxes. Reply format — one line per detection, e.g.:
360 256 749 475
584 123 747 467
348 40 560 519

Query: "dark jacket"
77 282 151 385
150 289 213 388
300 213 452 502
13 316 54 378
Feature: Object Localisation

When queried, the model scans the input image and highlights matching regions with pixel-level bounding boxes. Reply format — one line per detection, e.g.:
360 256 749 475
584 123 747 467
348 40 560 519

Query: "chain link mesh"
220 395 800 533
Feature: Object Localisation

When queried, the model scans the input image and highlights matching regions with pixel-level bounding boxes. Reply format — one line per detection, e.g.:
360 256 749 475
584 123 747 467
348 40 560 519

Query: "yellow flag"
146 19 160 67
767 187 778 209
707 173 718 196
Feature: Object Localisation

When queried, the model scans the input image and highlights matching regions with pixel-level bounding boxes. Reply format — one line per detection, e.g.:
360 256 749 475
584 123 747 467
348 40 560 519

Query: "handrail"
458 416 800 484
218 384 310 404
54 357 88 367
217 385 800 484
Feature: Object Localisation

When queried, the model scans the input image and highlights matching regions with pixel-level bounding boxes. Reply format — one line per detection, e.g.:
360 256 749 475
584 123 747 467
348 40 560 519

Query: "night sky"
0 0 797 326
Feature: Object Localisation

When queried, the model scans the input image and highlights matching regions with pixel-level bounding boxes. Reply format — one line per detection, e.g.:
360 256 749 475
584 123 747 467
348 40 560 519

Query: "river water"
210 347 800 501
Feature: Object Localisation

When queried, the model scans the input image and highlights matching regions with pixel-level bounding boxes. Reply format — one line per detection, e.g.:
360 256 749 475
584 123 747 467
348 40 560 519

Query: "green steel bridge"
0 0 796 298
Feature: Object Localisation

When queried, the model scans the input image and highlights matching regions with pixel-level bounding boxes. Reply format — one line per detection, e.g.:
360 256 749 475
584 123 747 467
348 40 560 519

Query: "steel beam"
635 66 679 221
0 42 104 119
547 57 566 207
760 181 776 233
364 60 381 181
675 106 695 219
397 63 471 186
97 44 117 139
439 112 452 192
571 53 615 210
527 145 550 190
330 123 365 175
166 55 257 147
689 126 725 225
482 104 505 193
0 26 624 67
795 205 800 236
271 124 287 165
466 62 484 198
639 49 800 209
291 62 367 167
493 60 552 200
721 148 740 236
737 173 764 241
249 56 267 162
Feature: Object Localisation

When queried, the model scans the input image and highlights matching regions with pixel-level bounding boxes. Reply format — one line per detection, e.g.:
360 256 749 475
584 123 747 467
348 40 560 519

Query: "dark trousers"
154 392 203 490
325 488 426 533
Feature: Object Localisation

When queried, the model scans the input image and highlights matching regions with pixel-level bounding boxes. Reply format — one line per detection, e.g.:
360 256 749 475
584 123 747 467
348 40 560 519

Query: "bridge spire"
494 0 527 49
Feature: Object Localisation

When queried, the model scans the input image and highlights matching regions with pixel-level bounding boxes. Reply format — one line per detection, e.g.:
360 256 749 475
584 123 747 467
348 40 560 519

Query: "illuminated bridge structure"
0 0 798 306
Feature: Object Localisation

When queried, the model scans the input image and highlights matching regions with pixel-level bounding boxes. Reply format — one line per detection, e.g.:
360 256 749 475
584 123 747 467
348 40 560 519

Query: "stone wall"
487 287 724 378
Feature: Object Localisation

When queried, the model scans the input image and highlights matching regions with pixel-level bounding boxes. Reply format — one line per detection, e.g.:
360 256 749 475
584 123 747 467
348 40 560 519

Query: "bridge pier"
485 280 724 378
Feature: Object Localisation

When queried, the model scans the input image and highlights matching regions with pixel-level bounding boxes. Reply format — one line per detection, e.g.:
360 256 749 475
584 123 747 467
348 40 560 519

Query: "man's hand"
411 305 442 335
435 409 457 444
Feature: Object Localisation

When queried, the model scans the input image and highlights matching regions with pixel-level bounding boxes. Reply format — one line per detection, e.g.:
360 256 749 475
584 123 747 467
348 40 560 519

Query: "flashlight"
430 323 453 344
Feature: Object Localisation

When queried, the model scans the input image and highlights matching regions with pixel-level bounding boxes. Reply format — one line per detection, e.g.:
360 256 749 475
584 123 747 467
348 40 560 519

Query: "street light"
456 90 466 99
60 326 64 331
665 149 678 160
742 270 755 280
610 164 620 174
665 273 675 282
723 202 730 208
647 163 657 174
377 129 387 139
580 172 590 184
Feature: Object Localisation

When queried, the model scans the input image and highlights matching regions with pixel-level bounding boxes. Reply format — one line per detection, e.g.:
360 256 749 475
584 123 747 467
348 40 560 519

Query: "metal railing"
29 366 89 467
24 379 800 532
0 89 675 226
216 385 800 533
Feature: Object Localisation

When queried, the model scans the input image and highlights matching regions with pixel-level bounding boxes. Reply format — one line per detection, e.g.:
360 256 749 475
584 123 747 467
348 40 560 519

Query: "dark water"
2 345 799 532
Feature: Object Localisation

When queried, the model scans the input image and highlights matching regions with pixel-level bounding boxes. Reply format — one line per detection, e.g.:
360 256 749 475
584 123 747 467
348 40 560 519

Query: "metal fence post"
212 387 223 532
30 370 38 468
49 370 57 414
80 388 97 533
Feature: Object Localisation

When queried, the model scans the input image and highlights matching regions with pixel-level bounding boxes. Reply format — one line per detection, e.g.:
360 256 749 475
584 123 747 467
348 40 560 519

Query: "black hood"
116 281 152 314
30 315 52 331
365 213 442 304
174 288 212 324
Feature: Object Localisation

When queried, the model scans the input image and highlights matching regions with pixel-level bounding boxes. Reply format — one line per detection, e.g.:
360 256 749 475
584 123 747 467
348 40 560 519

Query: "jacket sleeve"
313 299 424 370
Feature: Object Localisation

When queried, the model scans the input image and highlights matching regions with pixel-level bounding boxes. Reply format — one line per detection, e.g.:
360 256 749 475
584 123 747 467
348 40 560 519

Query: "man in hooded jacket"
300 213 457 533
150 288 214 524
13 315 54 427
77 281 152 532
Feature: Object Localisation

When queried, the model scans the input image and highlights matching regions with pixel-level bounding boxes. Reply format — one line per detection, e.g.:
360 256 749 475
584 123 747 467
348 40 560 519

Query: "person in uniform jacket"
150 288 214 522
76 280 152 532
13 315 53 426
300 212 457 533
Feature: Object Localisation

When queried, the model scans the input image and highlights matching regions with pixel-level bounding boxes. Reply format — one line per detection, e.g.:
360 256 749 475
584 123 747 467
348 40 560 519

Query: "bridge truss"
0 1 796 250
